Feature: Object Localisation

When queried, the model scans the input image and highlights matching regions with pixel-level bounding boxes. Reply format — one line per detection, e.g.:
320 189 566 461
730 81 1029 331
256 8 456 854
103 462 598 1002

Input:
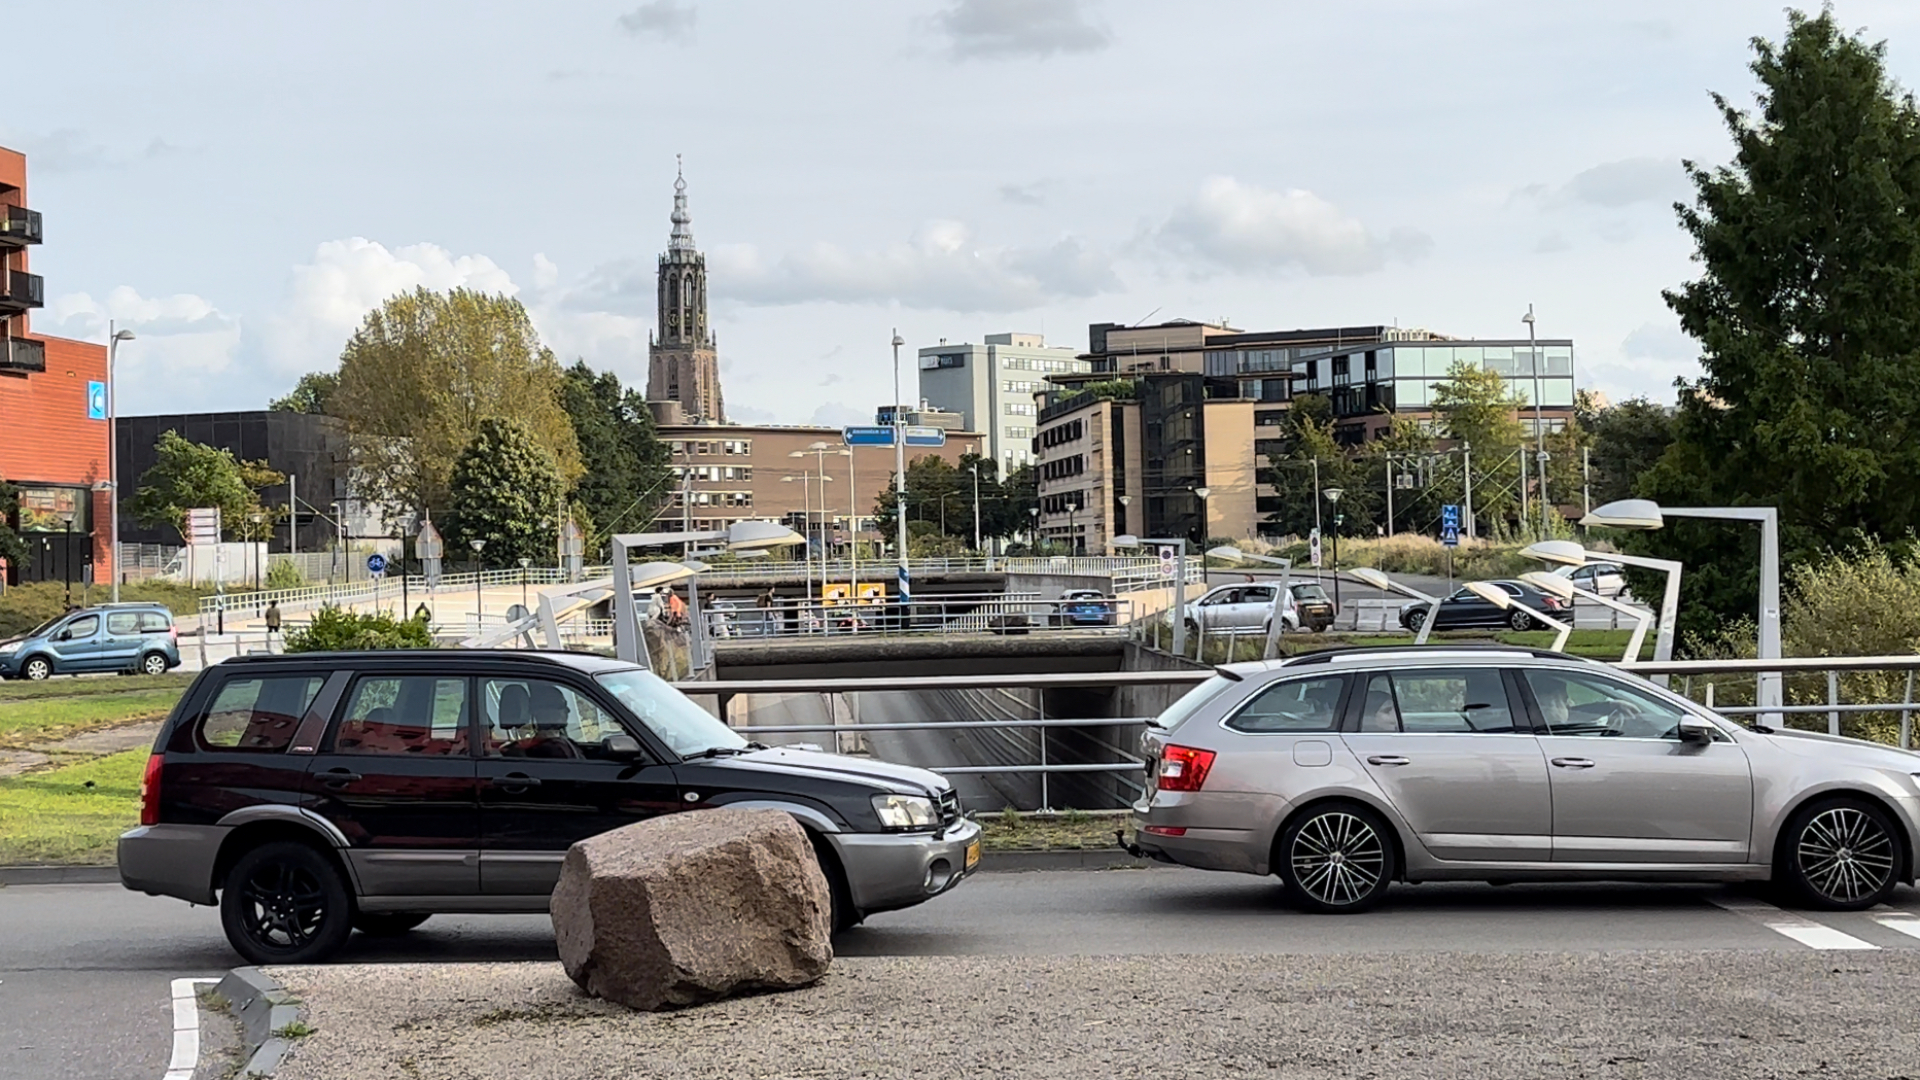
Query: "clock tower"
647 158 724 422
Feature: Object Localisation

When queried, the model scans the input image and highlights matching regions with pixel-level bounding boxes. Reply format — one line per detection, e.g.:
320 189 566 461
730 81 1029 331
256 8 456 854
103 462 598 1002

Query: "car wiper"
689 745 752 759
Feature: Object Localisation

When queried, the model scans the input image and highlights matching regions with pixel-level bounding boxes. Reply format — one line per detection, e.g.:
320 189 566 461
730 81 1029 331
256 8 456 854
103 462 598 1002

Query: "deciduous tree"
128 432 284 542
557 361 673 556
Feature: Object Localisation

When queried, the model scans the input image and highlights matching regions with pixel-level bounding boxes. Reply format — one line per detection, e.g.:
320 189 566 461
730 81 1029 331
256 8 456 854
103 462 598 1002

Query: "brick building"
0 145 112 586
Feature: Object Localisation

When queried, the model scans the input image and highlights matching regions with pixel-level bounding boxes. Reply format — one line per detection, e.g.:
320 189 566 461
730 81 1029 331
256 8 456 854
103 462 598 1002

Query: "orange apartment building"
0 145 112 586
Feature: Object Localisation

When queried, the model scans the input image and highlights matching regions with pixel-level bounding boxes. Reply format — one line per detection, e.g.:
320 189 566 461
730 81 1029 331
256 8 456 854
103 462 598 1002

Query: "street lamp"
1521 571 1653 664
1580 498 1781 717
1028 505 1039 552
1347 567 1442 646
1521 538 1684 675
890 329 910 608
469 538 486 632
249 512 264 590
1324 487 1345 610
106 324 135 603
1116 494 1132 553
783 470 819 604
1192 486 1211 545
1465 580 1572 652
1522 305 1547 537
967 462 982 554
518 555 532 611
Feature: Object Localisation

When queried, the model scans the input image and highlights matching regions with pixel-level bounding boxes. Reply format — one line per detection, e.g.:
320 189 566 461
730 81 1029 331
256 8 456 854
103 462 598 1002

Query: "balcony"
0 269 43 312
1 336 44 373
0 205 41 247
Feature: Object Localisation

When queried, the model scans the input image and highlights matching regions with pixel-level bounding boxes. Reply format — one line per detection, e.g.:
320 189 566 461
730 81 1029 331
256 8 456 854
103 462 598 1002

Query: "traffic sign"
87 382 107 421
1158 545 1176 579
1309 529 1322 568
366 553 387 576
1440 504 1461 548
186 507 220 546
842 426 895 447
904 426 946 447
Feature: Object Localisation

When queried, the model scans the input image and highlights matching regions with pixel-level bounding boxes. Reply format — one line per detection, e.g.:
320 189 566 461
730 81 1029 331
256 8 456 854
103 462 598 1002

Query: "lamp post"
1192 486 1211 547
1116 494 1132 553
1520 570 1653 664
1522 537 1684 679
968 463 982 554
1580 498 1781 720
106 324 135 603
1028 505 1039 552
1523 305 1548 537
890 329 910 608
782 472 815 605
1465 580 1572 652
249 512 264 590
1347 567 1443 645
469 538 486 632
518 556 531 611
1066 495 1083 556
1324 487 1344 612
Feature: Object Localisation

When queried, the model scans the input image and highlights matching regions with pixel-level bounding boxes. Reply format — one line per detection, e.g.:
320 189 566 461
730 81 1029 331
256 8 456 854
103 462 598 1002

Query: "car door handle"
1367 755 1410 766
317 769 362 786
490 773 542 789
1551 757 1596 769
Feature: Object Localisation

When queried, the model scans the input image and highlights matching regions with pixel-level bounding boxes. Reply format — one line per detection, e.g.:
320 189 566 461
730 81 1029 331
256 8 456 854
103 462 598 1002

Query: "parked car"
1188 583 1298 636
1125 644 1920 913
1287 581 1336 632
1398 580 1567 632
1553 561 1629 599
0 603 181 681
1057 590 1116 627
118 650 981 963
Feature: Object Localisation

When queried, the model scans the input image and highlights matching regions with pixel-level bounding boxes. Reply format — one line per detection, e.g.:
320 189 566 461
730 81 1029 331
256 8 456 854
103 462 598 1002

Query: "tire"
1279 803 1396 914
219 840 354 965
1508 609 1534 631
1403 610 1426 633
1777 798 1902 911
352 912 431 937
138 652 170 676
21 656 51 681
808 833 859 934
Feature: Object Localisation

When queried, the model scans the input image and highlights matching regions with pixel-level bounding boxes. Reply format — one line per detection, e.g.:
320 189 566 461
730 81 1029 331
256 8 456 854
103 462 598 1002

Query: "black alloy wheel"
220 841 354 965
1281 803 1396 913
352 912 432 937
1781 799 1900 910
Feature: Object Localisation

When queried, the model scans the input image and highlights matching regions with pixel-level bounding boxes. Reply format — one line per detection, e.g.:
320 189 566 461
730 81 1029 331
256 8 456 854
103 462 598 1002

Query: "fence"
701 592 1131 641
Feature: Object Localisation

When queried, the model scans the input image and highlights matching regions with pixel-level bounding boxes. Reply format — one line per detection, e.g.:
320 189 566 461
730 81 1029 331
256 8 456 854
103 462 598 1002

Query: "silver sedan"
1127 646 1920 912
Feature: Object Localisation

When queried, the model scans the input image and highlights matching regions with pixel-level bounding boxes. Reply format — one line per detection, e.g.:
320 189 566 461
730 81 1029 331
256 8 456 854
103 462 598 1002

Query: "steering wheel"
1600 699 1645 736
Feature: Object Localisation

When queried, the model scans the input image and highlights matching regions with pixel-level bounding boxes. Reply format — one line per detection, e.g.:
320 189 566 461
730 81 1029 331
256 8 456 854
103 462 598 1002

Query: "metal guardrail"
702 592 1133 640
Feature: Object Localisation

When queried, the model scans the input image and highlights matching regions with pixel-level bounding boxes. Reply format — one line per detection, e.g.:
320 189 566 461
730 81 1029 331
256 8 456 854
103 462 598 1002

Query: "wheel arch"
1267 794 1410 883
211 814 359 899
18 652 56 677
1769 787 1915 885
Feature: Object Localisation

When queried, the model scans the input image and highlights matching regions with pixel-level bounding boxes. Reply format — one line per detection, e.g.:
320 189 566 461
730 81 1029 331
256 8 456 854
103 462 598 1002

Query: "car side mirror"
602 734 644 758
1678 715 1715 743
55 629 71 641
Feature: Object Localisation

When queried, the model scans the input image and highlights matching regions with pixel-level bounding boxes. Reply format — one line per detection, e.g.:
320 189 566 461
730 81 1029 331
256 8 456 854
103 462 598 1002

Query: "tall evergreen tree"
556 361 673 556
446 418 566 569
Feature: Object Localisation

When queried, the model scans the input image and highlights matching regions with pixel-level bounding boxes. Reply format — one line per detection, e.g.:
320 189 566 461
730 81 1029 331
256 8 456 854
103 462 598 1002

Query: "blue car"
0 603 182 681
1057 590 1116 627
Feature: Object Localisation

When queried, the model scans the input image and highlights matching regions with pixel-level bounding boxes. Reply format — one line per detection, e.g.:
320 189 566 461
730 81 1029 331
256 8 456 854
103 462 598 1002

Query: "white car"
1189 583 1298 635
1553 561 1629 598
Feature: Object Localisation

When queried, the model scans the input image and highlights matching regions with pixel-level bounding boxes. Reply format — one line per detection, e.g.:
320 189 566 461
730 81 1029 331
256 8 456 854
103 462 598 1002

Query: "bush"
264 561 306 591
1218 534 1532 580
284 605 434 653
0 580 207 638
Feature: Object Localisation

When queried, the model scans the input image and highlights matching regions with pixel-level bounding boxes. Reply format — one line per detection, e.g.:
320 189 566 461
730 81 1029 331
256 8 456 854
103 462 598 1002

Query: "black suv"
119 650 981 964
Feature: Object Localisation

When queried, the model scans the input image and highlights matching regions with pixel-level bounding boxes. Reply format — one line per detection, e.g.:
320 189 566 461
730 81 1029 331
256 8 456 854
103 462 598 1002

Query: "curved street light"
1464 580 1571 652
1520 570 1652 663
1348 567 1442 646
1521 538 1683 675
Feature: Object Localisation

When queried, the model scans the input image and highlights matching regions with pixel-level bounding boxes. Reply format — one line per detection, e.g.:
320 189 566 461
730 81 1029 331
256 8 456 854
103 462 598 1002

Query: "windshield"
594 668 747 757
1292 585 1330 602
19 615 66 640
1152 675 1236 732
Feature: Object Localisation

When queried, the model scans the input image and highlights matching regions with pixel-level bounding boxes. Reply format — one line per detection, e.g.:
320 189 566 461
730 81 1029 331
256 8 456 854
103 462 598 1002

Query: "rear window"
107 613 140 635
139 611 172 633
1291 584 1330 603
198 675 326 752
1151 675 1237 732
1226 675 1347 733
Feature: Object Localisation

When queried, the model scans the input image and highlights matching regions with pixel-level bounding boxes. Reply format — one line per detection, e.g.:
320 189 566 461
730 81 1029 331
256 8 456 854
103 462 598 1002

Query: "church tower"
647 159 724 422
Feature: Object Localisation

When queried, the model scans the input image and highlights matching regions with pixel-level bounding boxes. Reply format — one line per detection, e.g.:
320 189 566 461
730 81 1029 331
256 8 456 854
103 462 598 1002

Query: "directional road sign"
1440 504 1461 548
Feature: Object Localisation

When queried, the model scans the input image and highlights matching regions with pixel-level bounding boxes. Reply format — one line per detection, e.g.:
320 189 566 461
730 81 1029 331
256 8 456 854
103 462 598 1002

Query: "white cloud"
707 220 1120 312
808 401 872 428
42 288 244 412
617 1 696 43
1622 320 1694 362
933 0 1111 59
1154 176 1430 276
1523 157 1689 210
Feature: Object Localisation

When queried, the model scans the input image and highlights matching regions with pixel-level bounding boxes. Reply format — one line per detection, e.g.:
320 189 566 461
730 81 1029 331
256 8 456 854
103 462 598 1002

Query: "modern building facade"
646 163 724 424
115 411 349 552
0 145 114 586
1290 336 1577 443
915 332 1089 471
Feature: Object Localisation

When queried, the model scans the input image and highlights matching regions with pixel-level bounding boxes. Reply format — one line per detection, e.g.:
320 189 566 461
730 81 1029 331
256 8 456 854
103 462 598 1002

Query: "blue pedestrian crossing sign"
1440 504 1461 547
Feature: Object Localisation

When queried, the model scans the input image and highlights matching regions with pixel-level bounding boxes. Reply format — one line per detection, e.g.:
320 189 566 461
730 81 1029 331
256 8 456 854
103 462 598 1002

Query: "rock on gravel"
549 806 832 1011
271 952 1920 1080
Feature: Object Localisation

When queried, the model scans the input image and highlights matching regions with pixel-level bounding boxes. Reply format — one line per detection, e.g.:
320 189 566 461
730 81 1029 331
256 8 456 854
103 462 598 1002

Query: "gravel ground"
273 952 1920 1079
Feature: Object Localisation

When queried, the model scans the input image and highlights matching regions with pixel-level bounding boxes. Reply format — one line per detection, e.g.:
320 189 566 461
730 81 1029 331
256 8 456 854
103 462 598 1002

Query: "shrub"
284 605 433 653
264 560 306 591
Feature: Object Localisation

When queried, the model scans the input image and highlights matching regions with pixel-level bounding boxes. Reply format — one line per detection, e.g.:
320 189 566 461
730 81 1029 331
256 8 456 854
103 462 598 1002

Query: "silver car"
1127 646 1920 912
1189 583 1297 635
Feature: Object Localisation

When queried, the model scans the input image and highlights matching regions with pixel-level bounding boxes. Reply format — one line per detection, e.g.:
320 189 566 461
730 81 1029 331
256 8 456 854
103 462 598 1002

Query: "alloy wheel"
1289 810 1387 907
237 860 330 952
23 657 50 681
1797 805 1896 906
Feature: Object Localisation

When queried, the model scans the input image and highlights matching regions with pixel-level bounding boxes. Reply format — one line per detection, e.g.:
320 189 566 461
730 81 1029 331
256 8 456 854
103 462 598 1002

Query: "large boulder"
550 807 833 1011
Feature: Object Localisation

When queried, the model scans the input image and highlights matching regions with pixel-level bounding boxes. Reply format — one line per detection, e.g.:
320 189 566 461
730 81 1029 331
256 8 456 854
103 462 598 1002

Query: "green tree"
1641 8 1920 641
330 288 582 521
1431 361 1527 533
1584 396 1675 508
996 462 1038 539
0 475 26 572
127 431 284 542
556 361 673 557
269 372 340 415
285 604 434 652
1262 395 1369 537
446 419 566 569
874 455 968 538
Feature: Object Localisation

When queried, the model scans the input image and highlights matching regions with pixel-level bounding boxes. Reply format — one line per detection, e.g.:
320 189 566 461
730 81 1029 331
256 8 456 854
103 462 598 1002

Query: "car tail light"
139 754 163 826
1156 745 1216 792
1542 596 1567 611
168 625 179 644
1143 825 1188 837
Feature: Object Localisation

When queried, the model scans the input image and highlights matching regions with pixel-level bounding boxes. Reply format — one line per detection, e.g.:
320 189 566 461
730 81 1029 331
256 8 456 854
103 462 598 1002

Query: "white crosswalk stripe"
1709 896 1880 950
1867 906 1920 942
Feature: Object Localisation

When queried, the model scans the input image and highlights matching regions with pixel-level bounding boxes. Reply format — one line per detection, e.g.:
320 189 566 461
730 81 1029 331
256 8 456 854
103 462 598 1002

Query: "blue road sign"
87 382 107 421
1440 504 1461 547
843 426 895 447
904 426 946 447
366 553 387 576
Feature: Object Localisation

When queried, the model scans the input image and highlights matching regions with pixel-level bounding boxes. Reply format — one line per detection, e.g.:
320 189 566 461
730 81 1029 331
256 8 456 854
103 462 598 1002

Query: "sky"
11 0 1920 428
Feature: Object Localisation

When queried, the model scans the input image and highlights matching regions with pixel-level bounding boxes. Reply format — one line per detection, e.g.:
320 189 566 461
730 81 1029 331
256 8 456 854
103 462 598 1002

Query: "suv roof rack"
1281 643 1595 666
216 649 606 667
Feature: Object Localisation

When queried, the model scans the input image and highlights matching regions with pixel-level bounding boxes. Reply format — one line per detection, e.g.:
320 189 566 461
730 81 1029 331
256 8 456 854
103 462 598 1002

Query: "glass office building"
1289 338 1576 440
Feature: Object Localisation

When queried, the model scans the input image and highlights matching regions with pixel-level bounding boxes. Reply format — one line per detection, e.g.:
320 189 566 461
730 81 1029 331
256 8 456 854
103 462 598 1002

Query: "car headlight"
871 793 941 831
0 642 19 656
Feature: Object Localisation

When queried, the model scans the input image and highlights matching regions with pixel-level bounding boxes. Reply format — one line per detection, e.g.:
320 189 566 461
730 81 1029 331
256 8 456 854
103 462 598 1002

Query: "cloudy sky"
12 1 1920 426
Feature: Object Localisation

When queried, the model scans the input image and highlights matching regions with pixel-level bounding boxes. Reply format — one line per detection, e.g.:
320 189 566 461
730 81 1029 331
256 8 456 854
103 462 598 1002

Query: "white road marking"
1709 896 1880 950
163 977 220 1080
1868 906 1920 941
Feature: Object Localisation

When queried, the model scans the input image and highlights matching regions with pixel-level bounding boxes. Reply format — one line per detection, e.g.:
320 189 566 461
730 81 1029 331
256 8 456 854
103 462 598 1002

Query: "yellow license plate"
965 840 981 869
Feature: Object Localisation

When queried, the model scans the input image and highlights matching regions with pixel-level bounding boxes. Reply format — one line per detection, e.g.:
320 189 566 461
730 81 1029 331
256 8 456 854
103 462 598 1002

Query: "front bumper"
0 653 21 677
826 816 982 915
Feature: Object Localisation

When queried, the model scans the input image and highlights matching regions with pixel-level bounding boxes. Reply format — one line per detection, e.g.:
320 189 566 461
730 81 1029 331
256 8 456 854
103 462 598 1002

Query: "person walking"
264 600 282 651
755 589 774 637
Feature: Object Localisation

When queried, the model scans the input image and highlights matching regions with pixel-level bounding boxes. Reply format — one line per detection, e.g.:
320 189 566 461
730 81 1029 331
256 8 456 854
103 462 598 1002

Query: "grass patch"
272 1020 316 1039
0 688 185 748
979 810 1125 851
0 580 213 638
0 748 145 864
0 672 194 702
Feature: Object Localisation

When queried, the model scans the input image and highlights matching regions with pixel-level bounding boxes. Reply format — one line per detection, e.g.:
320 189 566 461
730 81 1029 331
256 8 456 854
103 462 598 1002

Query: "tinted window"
482 677 631 760
107 613 140 635
1357 669 1521 734
1153 675 1236 733
1522 669 1696 740
139 612 172 633
63 615 99 639
332 676 470 757
1226 675 1346 733
1291 584 1330 603
198 675 325 751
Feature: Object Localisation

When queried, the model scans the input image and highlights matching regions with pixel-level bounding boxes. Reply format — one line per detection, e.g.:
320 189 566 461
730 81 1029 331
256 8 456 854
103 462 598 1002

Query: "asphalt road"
14 870 1920 1079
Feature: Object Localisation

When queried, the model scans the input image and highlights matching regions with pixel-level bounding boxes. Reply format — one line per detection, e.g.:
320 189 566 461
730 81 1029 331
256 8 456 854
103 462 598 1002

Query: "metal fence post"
1828 670 1841 736
1903 671 1915 750
1038 690 1050 813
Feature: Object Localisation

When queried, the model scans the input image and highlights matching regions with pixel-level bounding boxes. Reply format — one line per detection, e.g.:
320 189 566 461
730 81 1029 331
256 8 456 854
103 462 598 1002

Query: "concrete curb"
0 864 119 885
217 966 303 1078
979 848 1159 872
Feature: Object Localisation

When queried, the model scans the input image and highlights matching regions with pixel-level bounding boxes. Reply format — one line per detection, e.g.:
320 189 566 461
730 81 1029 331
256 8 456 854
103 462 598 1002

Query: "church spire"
669 154 696 252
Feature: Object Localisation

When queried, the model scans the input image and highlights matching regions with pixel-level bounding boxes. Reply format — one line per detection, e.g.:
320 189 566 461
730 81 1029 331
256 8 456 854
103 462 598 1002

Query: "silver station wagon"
1126 646 1920 912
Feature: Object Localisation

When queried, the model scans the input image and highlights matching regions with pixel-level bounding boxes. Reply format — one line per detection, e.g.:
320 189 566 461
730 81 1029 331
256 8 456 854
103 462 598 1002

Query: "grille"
938 788 961 825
